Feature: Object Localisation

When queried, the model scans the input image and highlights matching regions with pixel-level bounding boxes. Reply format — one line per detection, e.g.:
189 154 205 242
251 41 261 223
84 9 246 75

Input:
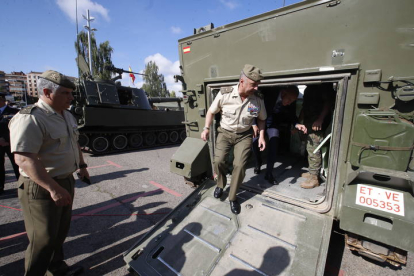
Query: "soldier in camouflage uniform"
300 84 334 189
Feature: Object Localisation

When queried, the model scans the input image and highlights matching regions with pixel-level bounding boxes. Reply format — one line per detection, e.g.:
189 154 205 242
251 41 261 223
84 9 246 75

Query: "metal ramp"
125 181 333 276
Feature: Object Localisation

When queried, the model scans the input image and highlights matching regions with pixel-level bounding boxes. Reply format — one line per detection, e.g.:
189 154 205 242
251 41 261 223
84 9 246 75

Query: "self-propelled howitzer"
71 58 185 154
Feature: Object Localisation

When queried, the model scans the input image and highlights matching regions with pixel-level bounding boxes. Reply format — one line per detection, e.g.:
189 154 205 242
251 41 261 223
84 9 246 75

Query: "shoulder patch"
19 105 37 115
254 90 264 99
220 86 234 94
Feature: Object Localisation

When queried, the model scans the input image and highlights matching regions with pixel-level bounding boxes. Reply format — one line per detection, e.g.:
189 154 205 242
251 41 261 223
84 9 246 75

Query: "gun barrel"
148 97 183 104
105 65 145 76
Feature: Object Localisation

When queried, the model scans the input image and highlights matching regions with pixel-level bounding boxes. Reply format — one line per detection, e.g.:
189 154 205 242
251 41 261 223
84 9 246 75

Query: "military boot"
301 172 312 178
301 175 319 189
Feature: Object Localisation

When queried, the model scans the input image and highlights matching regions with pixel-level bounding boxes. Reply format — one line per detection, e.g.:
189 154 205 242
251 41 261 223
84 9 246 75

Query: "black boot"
64 266 84 276
230 200 241 214
264 173 278 185
214 187 223 198
266 136 279 179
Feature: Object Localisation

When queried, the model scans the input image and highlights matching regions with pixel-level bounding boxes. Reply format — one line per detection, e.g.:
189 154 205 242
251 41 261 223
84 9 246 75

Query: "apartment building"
27 71 42 97
0 71 9 93
5 71 27 101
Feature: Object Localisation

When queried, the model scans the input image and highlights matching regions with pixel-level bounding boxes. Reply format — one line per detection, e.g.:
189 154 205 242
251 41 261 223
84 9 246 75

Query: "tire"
112 134 128 150
128 133 143 148
169 131 179 143
144 132 156 146
157 132 168 144
78 134 89 147
91 136 109 153
179 129 186 141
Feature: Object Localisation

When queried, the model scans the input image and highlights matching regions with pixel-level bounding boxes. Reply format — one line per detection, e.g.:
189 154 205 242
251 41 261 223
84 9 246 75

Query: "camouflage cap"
39 70 76 90
242 64 264 82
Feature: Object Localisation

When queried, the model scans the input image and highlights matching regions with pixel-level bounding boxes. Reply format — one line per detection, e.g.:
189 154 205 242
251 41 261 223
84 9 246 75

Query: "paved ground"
0 145 413 275
0 145 193 276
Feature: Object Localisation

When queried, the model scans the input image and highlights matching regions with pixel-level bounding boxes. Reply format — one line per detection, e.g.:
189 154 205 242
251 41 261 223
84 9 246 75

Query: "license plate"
356 184 405 216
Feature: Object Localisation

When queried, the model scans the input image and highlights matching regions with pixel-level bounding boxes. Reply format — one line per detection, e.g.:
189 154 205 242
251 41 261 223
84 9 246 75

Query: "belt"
221 126 252 135
21 173 72 181
54 173 73 180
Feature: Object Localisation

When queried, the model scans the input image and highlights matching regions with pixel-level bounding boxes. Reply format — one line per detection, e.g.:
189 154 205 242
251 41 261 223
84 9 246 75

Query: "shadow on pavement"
0 190 173 276
76 168 149 185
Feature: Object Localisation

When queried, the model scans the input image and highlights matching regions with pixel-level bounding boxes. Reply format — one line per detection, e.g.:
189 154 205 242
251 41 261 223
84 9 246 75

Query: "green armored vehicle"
124 0 414 274
71 58 185 154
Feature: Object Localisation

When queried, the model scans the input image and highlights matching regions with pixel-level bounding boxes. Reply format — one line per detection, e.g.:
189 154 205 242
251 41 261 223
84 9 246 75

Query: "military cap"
242 64 264 82
39 70 76 90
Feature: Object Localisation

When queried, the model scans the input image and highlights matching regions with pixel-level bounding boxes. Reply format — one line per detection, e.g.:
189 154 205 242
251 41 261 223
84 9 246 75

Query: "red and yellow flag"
129 66 135 84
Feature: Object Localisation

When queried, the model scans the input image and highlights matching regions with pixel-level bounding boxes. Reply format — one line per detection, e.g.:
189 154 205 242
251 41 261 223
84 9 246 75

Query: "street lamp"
83 10 97 76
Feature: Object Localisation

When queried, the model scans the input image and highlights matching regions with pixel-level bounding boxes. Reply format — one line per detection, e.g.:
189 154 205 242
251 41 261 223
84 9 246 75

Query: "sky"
0 0 302 95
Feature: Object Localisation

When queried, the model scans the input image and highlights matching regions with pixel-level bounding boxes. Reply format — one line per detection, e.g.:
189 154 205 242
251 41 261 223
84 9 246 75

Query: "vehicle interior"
208 80 339 206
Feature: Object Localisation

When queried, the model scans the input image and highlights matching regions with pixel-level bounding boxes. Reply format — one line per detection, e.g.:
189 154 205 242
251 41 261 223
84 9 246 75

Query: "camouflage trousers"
306 131 324 176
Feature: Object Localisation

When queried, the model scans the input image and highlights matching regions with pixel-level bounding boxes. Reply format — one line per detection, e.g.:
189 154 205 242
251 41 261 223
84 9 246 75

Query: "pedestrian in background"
0 93 19 194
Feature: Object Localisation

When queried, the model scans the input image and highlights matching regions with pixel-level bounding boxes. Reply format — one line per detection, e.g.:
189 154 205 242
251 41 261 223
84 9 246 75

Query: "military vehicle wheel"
112 134 128 150
128 133 143 148
157 132 168 144
180 129 186 141
144 132 156 146
78 134 89 148
91 136 109 153
169 131 179 143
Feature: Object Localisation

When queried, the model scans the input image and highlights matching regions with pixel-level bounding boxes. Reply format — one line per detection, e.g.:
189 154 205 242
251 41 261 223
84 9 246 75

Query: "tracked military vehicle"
71 57 185 154
124 0 414 275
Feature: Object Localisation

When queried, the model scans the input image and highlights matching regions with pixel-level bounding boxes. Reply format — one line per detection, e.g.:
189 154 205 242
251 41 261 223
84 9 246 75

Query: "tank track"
79 126 186 155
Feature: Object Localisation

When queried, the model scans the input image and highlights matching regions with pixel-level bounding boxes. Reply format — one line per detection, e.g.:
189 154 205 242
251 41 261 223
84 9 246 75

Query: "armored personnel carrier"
125 0 414 275
71 57 185 154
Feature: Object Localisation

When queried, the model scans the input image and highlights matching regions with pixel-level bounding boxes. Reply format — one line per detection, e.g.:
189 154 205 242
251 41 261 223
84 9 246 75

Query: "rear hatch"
124 180 333 276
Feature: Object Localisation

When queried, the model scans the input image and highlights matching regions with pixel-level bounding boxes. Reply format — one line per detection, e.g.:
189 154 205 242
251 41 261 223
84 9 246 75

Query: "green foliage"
75 31 113 80
141 61 170 97
170 91 176 98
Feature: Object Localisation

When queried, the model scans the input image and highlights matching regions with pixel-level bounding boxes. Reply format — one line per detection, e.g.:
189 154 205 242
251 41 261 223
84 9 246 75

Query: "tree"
141 61 170 97
170 91 176 98
75 31 114 80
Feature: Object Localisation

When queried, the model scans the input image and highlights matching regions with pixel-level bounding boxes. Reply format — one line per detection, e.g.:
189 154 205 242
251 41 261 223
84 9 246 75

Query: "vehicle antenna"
75 0 80 78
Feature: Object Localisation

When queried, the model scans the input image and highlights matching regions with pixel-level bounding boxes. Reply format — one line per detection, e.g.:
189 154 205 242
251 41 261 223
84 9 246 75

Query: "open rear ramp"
124 180 333 275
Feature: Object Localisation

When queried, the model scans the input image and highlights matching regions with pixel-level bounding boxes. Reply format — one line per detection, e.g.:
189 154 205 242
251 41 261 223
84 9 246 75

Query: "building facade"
0 71 9 93
5 72 27 101
26 71 42 97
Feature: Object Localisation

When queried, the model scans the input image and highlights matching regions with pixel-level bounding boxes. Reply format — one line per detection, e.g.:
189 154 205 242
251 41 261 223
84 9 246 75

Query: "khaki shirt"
209 84 266 133
9 99 80 178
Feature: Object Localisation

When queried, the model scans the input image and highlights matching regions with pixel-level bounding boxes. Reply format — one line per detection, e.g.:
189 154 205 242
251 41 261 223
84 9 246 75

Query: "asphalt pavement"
0 145 413 275
0 145 193 276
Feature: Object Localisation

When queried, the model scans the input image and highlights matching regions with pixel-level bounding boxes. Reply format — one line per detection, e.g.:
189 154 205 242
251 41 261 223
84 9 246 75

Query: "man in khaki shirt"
201 64 267 214
9 70 89 276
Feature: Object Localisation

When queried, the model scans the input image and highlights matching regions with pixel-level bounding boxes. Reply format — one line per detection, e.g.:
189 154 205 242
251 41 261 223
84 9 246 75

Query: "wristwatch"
203 126 210 131
79 163 88 169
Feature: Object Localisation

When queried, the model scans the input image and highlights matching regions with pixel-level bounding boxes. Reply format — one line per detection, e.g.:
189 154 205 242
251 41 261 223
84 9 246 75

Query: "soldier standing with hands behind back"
201 64 267 214
9 70 89 276
0 93 20 194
